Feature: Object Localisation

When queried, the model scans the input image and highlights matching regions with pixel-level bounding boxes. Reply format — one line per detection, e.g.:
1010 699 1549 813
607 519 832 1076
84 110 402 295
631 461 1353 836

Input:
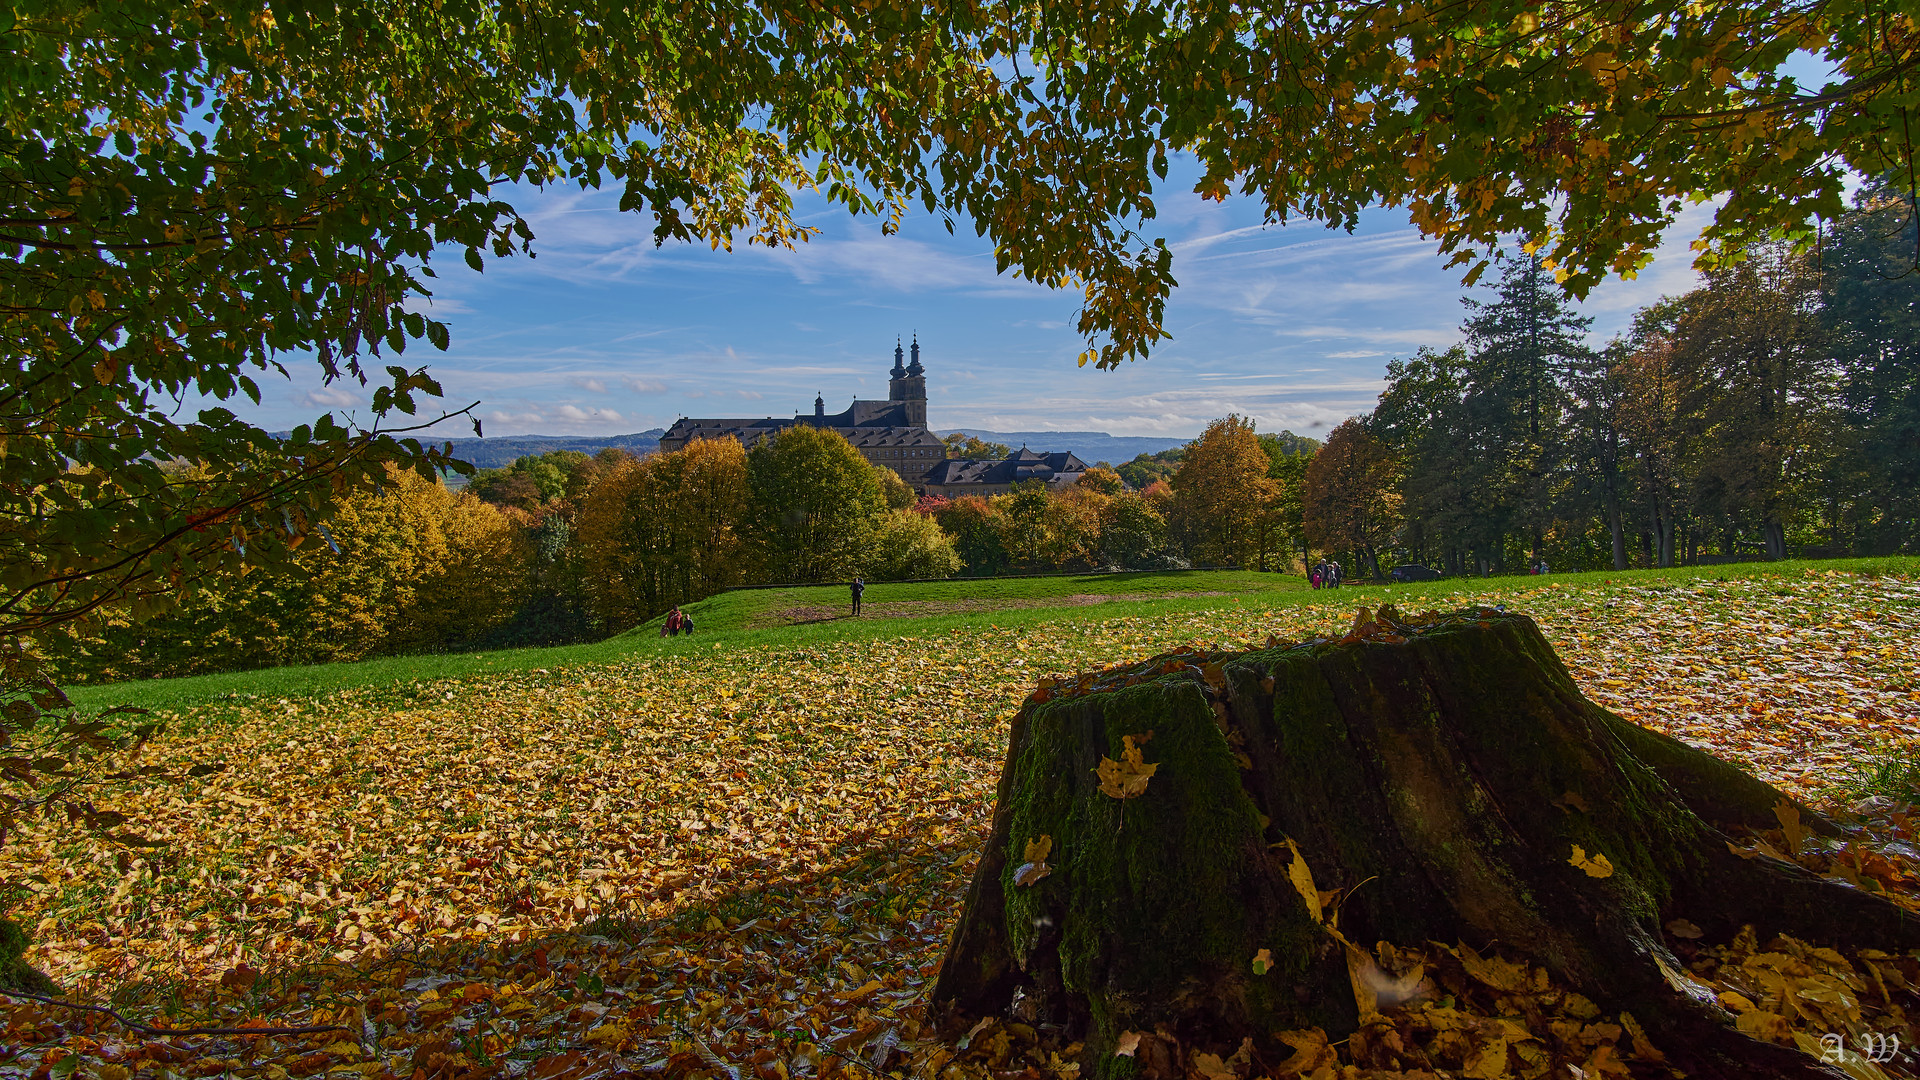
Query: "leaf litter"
2 569 1918 1079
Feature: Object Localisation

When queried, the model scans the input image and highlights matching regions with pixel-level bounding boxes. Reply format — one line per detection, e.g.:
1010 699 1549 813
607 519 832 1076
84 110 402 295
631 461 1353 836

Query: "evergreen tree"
1666 243 1837 560
1458 254 1594 567
1824 176 1920 554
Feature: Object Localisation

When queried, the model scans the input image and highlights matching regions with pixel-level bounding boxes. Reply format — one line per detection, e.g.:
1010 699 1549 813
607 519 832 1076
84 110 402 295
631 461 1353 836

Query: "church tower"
888 334 927 427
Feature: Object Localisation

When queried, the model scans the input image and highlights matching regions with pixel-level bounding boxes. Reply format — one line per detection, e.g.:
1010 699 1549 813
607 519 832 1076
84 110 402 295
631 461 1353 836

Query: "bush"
866 510 961 580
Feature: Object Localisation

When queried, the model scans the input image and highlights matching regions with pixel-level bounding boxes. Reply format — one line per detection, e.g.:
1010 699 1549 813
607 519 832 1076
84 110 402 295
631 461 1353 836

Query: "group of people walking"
660 606 695 636
1310 559 1343 589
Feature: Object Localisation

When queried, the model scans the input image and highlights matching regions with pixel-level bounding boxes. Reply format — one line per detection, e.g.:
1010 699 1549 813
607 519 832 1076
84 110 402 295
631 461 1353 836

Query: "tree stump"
932 609 1911 1079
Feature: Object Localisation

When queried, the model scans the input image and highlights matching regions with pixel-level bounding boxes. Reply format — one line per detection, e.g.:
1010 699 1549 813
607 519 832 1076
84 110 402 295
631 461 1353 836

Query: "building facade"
657 339 1090 497
657 338 946 486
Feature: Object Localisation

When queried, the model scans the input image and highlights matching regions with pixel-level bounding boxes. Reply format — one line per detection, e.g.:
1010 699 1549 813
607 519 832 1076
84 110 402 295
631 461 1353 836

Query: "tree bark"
1605 488 1627 571
934 611 1898 1079
1765 519 1789 561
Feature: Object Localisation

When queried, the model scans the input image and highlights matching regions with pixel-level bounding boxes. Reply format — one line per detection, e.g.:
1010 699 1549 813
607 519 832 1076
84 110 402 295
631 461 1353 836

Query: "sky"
252 165 1720 443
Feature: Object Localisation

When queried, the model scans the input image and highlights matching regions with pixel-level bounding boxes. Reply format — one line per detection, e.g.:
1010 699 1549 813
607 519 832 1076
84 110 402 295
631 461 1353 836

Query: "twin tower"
887 336 928 428
807 335 926 429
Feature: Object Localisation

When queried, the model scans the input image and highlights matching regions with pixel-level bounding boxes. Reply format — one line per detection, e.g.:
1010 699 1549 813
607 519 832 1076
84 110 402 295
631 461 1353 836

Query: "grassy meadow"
12 557 1920 1079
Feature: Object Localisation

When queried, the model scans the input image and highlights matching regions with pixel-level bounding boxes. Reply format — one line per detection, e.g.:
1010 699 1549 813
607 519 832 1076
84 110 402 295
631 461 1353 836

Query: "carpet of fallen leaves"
3 569 1918 1080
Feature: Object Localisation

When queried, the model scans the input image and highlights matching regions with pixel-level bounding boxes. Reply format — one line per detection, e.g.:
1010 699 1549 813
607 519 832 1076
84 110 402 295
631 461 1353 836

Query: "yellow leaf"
1343 939 1381 1021
1455 941 1532 993
1734 1008 1790 1043
1251 947 1273 976
1024 835 1053 863
1283 838 1320 922
1773 798 1806 856
583 1023 628 1049
1094 735 1157 799
1620 1012 1663 1061
1191 1053 1237 1080
1273 1028 1336 1077
1717 990 1756 1012
1462 1034 1510 1079
1570 844 1615 878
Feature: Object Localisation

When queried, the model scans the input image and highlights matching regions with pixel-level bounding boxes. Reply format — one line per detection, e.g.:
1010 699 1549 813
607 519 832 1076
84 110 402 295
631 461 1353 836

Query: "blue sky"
258 165 1716 442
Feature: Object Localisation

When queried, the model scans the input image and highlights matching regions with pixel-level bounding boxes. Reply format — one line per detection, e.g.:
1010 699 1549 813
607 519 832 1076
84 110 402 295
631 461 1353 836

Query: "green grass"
67 556 1920 714
1834 742 1920 803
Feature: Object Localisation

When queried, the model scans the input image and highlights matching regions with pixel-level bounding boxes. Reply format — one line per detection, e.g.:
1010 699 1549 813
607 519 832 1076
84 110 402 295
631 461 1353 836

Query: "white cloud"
403 295 475 316
300 386 362 409
481 403 629 434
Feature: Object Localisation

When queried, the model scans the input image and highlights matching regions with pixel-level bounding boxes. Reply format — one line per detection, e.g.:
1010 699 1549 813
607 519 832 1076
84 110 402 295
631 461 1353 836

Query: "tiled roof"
924 450 1089 487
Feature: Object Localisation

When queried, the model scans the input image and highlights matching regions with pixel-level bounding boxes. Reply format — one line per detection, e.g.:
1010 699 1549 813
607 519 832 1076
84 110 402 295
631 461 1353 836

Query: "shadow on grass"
18 813 977 1079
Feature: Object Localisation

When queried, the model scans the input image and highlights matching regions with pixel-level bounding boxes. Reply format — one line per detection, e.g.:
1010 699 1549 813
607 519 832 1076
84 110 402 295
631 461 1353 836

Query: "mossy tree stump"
932 610 1909 1079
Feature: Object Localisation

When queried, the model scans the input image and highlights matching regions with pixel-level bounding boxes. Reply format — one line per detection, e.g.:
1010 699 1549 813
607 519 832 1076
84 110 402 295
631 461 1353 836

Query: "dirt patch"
747 591 1233 628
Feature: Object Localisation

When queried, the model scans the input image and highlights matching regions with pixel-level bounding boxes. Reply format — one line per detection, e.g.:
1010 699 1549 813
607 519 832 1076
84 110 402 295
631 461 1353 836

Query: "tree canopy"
8 0 1913 633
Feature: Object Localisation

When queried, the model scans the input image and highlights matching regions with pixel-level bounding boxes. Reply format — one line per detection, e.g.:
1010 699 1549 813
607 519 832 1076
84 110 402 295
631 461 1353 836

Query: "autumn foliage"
39 470 529 682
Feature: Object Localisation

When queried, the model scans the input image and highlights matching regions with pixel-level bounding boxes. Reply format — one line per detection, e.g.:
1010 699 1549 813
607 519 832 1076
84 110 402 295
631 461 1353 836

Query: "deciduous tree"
866 510 961 581
575 437 750 628
1303 419 1402 579
1170 416 1277 568
933 497 1010 577
746 427 885 584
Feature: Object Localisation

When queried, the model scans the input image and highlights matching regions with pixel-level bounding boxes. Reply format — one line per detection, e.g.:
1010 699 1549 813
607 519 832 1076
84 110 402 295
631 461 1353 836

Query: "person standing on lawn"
850 577 865 616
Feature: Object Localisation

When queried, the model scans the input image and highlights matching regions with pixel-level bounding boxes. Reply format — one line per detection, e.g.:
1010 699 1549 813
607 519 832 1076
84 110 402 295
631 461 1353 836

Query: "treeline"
44 419 1335 682
1317 179 1918 577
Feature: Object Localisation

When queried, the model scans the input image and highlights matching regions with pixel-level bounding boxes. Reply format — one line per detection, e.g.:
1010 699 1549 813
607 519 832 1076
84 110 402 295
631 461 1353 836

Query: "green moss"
0 917 56 994
1001 673 1324 1047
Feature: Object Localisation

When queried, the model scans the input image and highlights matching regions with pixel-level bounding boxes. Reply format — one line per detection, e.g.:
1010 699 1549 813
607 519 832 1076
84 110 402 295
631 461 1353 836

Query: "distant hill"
433 427 1184 475
939 429 1191 465
437 430 665 471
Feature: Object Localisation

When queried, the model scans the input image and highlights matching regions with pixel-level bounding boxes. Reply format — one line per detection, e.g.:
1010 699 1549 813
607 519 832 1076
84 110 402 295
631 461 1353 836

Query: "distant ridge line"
940 429 1191 464
423 427 1191 472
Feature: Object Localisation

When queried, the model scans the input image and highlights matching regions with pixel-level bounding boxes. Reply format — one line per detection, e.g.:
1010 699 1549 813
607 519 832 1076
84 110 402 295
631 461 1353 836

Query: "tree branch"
0 988 351 1038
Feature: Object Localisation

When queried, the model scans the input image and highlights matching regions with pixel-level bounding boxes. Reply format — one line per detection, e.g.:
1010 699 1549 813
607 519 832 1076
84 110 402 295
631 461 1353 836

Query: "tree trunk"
1765 519 1788 561
933 611 1901 1079
1605 489 1627 571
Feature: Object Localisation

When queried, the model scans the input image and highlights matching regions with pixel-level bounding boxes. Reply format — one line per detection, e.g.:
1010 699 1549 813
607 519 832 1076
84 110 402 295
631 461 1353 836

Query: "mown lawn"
69 557 1920 714
11 557 1920 1080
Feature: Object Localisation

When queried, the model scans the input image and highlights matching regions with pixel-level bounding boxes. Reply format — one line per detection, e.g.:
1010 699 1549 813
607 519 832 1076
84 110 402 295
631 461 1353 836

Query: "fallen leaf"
1012 861 1052 886
1774 798 1807 856
1191 1052 1237 1080
1273 1028 1337 1077
1113 1031 1142 1057
1251 947 1273 976
1095 734 1157 799
1570 844 1615 878
1283 838 1321 922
